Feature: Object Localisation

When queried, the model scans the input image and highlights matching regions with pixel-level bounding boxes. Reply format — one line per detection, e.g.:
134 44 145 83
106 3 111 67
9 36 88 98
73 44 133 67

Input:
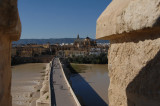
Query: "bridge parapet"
58 58 81 106
36 62 52 106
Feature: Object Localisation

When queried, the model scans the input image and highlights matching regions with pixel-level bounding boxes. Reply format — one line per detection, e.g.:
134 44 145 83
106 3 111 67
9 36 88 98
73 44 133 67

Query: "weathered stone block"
108 33 160 106
96 0 160 106
40 82 49 97
96 0 160 39
0 0 21 106
36 92 50 106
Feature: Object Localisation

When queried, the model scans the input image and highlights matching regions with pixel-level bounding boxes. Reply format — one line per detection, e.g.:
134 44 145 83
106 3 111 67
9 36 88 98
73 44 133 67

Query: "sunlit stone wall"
96 0 160 106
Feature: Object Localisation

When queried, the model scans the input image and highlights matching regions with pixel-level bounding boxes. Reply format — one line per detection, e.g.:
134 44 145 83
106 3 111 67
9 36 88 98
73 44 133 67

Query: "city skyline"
18 0 111 39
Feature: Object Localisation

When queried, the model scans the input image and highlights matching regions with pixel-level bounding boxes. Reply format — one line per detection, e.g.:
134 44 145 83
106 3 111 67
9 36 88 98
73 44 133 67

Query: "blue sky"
18 0 111 39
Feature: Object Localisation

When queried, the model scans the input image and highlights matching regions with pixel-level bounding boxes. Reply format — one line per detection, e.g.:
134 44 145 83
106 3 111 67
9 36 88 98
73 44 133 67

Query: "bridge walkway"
51 58 77 106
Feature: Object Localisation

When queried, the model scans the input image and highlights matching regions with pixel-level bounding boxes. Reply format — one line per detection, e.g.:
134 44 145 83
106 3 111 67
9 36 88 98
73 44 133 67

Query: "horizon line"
19 37 107 40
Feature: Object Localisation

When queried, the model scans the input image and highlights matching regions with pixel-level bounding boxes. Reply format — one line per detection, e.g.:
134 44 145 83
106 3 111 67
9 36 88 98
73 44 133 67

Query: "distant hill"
12 38 109 45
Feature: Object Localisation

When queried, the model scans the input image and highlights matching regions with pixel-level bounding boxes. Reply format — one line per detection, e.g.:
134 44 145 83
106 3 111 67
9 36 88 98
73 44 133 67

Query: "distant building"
64 50 88 57
57 50 65 58
43 43 50 48
11 35 109 59
89 48 102 55
74 34 97 48
11 47 17 57
16 47 33 57
12 44 52 58
55 34 109 57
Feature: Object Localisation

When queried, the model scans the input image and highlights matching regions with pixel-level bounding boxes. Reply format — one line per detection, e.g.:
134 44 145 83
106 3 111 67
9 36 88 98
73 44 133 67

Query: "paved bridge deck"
51 58 77 106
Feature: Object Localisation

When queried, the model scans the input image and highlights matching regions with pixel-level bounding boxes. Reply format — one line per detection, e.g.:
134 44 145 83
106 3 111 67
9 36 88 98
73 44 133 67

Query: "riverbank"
11 63 47 106
68 53 108 64
11 55 54 66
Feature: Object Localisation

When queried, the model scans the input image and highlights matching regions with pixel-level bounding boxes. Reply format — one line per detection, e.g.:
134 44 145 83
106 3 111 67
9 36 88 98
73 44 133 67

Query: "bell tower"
77 34 79 39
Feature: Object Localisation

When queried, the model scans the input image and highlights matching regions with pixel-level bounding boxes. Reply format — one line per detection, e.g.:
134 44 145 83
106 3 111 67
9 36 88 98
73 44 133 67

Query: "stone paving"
51 58 77 106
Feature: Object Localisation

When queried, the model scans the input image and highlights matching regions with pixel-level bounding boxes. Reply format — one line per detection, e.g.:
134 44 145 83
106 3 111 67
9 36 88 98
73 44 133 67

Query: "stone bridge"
0 0 160 106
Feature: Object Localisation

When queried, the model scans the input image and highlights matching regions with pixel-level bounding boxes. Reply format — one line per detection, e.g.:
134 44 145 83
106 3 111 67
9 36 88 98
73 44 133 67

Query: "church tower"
77 34 79 39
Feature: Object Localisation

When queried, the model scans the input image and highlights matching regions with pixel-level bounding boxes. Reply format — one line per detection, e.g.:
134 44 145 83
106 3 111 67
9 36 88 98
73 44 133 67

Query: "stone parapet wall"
108 32 160 106
96 0 160 39
0 0 21 106
36 63 51 106
96 0 160 106
0 36 12 106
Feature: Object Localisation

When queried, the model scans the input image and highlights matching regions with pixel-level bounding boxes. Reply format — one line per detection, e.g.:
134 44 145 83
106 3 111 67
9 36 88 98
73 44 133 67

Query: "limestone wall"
96 0 160 106
108 32 160 106
0 0 21 106
96 0 160 39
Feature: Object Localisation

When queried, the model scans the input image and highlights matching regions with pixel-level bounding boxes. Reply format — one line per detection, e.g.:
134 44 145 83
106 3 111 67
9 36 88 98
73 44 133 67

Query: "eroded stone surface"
0 0 21 105
96 0 160 106
0 0 21 40
108 33 160 106
37 63 50 106
96 0 160 39
0 36 12 106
